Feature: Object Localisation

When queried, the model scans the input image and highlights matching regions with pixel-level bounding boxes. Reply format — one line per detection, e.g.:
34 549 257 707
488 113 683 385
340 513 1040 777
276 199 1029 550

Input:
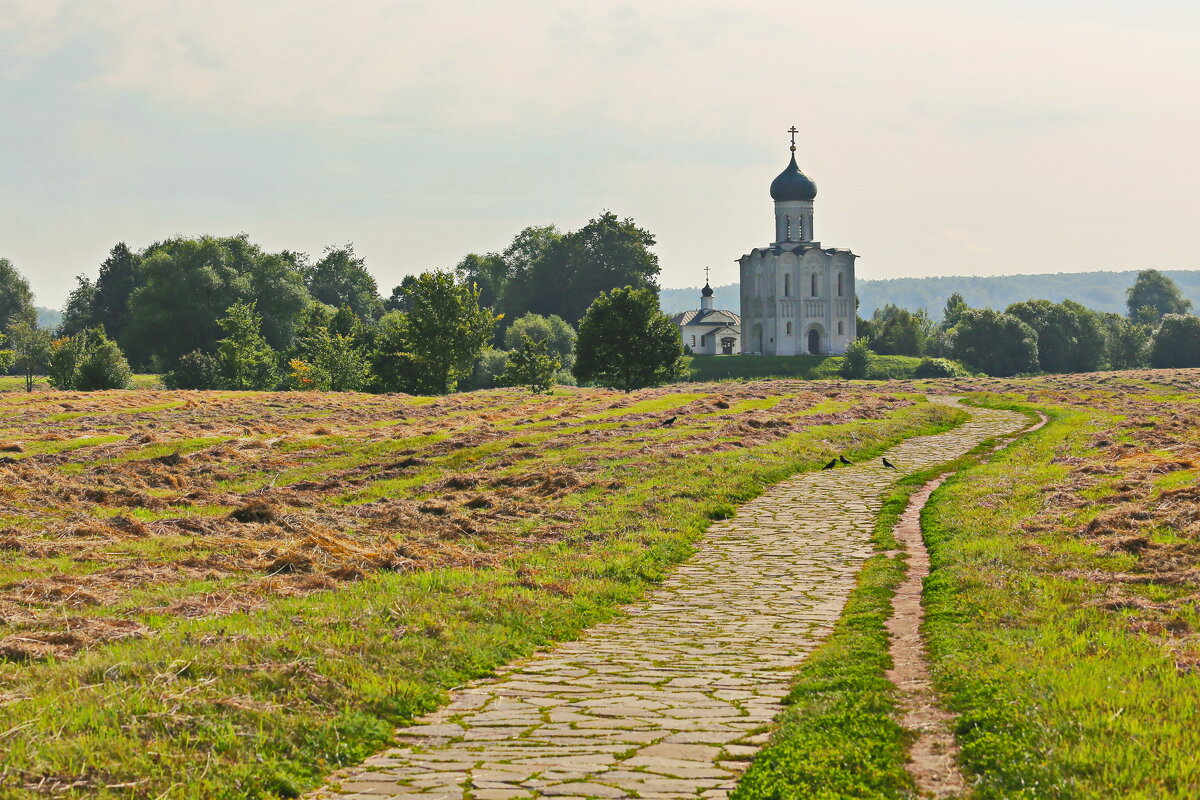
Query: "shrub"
949 308 1039 377
913 357 968 378
163 350 218 389
1149 314 1200 368
504 334 561 394
47 328 132 390
839 339 872 379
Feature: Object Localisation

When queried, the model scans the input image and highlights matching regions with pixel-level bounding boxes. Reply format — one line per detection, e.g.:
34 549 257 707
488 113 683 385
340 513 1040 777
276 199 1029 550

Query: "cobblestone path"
313 401 1029 800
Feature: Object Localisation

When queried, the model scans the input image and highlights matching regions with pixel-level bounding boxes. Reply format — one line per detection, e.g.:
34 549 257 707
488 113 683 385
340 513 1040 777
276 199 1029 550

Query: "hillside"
660 269 1200 318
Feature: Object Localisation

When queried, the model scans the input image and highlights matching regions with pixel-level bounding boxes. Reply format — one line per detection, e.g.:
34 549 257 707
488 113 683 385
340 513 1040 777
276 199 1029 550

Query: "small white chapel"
738 129 858 355
671 274 741 355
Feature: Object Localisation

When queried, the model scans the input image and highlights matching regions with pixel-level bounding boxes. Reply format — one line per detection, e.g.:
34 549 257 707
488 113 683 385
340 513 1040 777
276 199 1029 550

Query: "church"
738 131 858 355
671 279 741 355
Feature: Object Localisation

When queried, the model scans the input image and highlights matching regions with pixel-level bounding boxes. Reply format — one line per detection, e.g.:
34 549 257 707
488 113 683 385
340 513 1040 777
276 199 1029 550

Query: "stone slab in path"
310 400 1029 800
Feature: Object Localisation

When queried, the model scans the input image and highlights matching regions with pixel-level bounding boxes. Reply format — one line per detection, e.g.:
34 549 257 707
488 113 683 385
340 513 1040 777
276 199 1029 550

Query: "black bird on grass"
660 416 677 427
839 455 852 465
882 457 897 470
822 458 838 470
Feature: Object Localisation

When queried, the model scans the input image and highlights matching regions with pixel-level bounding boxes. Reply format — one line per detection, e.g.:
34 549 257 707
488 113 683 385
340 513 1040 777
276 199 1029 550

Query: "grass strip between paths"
1 402 962 800
732 404 1040 800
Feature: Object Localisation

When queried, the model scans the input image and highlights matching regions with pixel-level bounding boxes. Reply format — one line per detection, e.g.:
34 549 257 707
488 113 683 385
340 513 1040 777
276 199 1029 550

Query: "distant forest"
660 270 1200 320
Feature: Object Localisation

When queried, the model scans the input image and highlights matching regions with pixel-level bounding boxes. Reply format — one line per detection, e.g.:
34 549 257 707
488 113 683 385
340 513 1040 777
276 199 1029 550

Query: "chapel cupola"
700 280 714 310
772 126 817 245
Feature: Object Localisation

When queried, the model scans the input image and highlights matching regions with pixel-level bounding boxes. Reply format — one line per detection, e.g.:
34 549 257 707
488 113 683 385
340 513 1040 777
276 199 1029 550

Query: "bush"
1149 314 1200 368
461 348 511 391
504 335 561 394
949 308 1039 377
839 339 872 379
574 286 684 391
913 357 968 378
163 350 218 389
47 328 132 390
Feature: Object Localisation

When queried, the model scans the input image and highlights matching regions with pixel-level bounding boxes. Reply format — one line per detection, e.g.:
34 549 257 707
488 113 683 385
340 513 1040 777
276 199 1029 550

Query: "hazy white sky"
2 0 1198 308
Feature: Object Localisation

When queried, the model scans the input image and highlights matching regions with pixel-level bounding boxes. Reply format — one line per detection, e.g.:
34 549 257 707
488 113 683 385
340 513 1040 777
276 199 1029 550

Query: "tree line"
0 213 685 394
850 269 1198 377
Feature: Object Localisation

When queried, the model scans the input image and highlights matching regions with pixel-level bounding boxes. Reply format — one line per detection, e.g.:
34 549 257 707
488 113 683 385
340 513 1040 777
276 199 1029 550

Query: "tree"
455 252 509 311
7 321 52 391
58 276 99 337
124 235 308 368
1127 269 1192 321
305 245 384 322
506 214 659 323
1100 313 1150 370
868 305 929 356
941 292 970 329
949 308 1039 377
504 313 576 369
163 351 218 390
0 258 35 330
400 271 500 394
47 328 132 390
92 243 143 342
288 316 373 392
574 286 684 391
1006 299 1106 373
1149 314 1200 368
839 338 872 379
504 335 560 394
213 302 279 391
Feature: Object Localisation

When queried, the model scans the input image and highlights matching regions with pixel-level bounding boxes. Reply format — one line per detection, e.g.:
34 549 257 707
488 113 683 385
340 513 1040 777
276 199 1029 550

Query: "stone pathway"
312 400 1029 800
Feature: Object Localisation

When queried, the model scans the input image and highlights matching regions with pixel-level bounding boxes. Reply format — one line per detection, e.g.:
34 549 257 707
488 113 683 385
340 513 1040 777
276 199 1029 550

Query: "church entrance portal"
807 329 820 355
721 337 735 355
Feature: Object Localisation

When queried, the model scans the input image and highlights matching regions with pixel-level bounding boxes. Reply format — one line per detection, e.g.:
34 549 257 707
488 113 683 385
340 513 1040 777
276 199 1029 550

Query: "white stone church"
738 137 858 355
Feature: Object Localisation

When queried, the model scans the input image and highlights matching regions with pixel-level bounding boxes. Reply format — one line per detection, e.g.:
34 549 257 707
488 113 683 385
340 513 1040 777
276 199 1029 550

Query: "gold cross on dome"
704 266 711 283
787 126 798 151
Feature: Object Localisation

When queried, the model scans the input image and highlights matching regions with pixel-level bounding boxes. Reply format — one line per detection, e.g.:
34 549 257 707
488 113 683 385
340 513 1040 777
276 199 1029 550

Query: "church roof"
770 153 818 202
673 309 741 327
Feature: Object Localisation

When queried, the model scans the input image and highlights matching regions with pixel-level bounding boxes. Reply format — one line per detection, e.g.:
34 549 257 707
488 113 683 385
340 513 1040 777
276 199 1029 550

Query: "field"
0 382 958 798
6 370 1200 798
682 354 929 382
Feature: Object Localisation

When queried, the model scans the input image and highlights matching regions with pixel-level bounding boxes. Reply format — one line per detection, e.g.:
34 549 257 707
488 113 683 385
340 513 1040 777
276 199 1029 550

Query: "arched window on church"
838 321 844 335
837 273 844 297
784 274 791 297
811 273 818 297
786 321 793 335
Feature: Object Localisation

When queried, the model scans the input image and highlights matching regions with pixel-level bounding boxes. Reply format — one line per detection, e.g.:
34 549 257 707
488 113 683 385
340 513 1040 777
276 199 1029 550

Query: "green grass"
920 403 1200 799
733 421 1027 800
0 374 162 392
682 354 935 382
0 401 964 799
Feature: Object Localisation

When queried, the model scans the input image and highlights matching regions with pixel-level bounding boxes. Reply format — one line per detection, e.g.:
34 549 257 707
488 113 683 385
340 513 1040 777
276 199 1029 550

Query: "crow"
882 457 897 470
660 416 678 427
839 455 852 465
822 458 838 470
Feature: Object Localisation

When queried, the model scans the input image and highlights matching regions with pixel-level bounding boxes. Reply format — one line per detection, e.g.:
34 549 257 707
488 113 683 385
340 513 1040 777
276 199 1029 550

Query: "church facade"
738 138 857 355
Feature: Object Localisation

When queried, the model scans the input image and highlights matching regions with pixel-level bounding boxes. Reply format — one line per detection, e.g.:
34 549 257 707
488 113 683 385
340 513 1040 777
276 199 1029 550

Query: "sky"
2 0 1199 309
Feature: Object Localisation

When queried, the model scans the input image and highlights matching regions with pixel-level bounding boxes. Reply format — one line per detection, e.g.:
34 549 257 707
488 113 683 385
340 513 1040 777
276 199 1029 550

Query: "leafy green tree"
58 276 99 337
574 286 684 391
400 271 500 394
305 245 384 322
839 338 872 379
1149 314 1200 368
162 351 219 390
92 243 143 341
455 252 510 311
1006 299 1106 373
949 308 1039 377
941 292 970 329
0 258 35 330
1099 313 1150 370
504 335 560 393
506 214 659 323
213 302 279 391
1127 269 1192 321
868 305 929 356
289 325 373 392
369 311 418 393
7 321 52 391
504 313 576 369
47 328 132 390
124 235 308 368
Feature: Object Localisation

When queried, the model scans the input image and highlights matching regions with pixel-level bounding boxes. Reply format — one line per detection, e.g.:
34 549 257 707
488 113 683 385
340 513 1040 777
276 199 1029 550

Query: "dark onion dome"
701 282 714 297
770 153 817 201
